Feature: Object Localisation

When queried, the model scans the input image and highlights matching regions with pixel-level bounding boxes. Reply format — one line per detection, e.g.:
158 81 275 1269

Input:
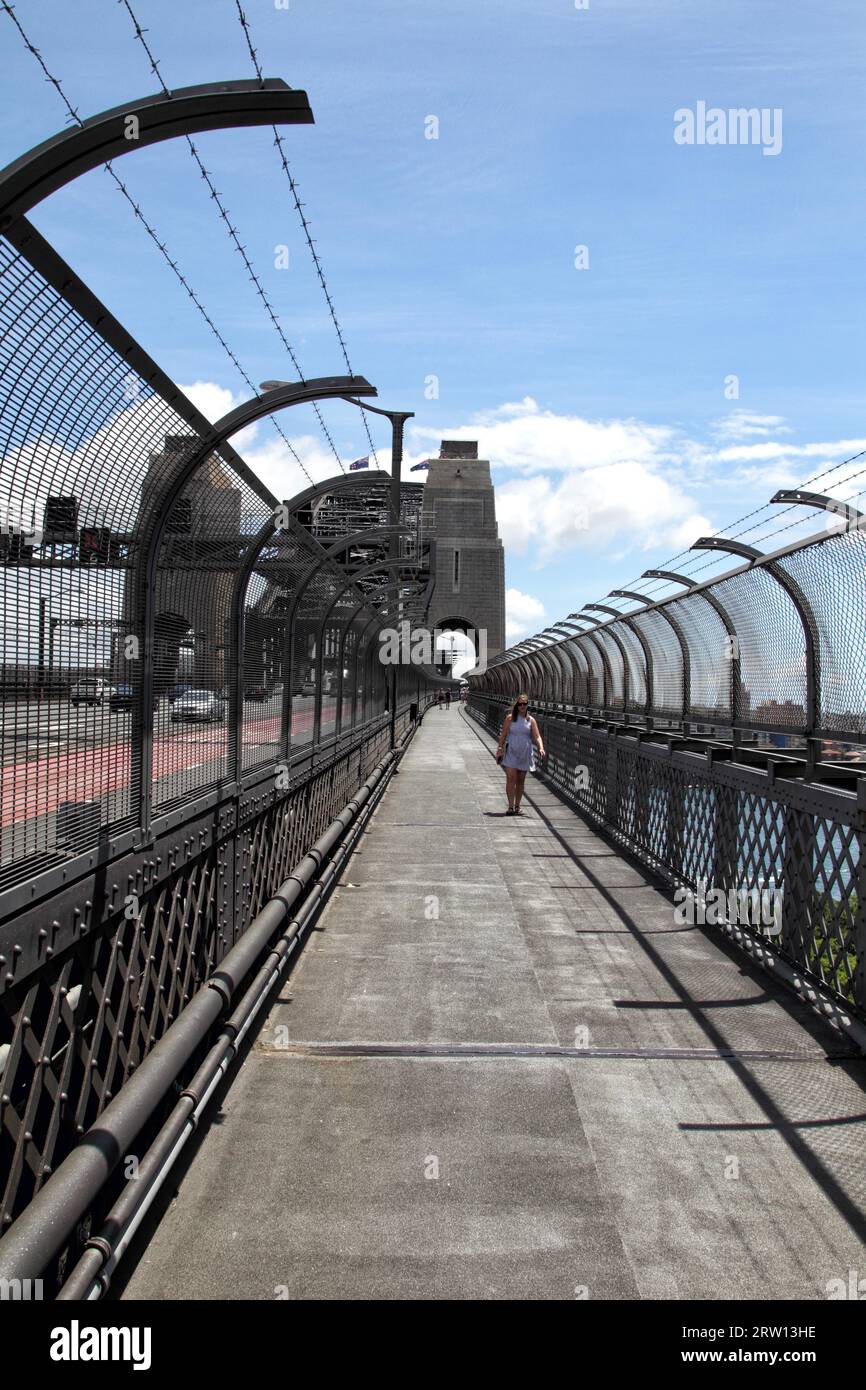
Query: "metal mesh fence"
150 451 274 813
0 236 251 884
477 523 866 753
0 227 441 1248
778 527 866 737
712 567 808 730
0 231 440 893
631 608 683 718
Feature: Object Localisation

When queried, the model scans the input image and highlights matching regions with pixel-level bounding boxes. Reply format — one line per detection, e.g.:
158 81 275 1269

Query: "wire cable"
232 0 380 469
118 0 346 475
1 0 315 486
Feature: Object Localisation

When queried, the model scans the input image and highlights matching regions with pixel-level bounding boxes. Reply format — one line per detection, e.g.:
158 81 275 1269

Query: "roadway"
117 704 866 1300
0 693 351 873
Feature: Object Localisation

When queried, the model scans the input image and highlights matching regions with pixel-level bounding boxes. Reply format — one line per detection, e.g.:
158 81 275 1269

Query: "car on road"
70 678 108 707
167 683 193 704
170 689 226 723
109 685 159 713
244 685 271 701
300 679 316 696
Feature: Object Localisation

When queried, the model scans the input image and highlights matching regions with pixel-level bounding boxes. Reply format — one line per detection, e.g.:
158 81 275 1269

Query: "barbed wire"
0 0 315 486
117 0 346 475
232 0 380 468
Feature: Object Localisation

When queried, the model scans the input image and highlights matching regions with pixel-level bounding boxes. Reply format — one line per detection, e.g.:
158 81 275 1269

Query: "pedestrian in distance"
437 687 445 711
495 694 545 815
445 689 452 710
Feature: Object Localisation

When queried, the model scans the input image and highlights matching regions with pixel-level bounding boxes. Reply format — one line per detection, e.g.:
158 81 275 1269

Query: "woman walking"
495 694 545 815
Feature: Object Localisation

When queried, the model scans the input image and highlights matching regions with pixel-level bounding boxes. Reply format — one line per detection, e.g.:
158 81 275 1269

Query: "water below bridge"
118 706 866 1300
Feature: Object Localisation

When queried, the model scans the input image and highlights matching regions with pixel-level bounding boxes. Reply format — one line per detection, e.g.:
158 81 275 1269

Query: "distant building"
422 441 505 666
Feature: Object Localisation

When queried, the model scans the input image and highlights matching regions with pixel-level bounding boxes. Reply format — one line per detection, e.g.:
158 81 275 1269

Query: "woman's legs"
513 770 527 812
505 766 518 810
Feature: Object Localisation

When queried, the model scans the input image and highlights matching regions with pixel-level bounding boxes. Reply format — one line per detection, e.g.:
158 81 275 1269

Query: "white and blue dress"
502 713 534 771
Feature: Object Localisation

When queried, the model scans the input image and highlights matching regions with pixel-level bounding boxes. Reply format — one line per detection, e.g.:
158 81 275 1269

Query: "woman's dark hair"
510 693 530 720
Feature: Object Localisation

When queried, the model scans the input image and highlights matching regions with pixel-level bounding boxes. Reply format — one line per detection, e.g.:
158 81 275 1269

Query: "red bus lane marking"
1 702 351 828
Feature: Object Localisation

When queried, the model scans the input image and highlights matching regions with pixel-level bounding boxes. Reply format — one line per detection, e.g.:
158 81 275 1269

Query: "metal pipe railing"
0 709 429 1284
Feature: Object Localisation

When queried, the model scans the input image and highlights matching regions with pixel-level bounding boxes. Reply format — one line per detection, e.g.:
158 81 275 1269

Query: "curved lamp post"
0 79 313 229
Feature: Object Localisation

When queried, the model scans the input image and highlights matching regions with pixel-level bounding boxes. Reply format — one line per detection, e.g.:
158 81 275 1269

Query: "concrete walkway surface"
120 706 866 1300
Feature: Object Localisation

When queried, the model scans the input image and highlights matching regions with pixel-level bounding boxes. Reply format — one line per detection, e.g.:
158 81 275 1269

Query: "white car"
170 689 226 723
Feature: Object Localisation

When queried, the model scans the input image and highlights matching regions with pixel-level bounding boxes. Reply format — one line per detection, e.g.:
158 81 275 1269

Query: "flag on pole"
410 460 430 472
349 456 370 471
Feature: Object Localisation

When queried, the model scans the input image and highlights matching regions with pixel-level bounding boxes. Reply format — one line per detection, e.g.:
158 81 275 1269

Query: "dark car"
110 685 159 712
244 685 270 702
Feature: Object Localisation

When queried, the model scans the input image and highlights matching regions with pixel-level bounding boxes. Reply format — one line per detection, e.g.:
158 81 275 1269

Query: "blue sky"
2 0 864 650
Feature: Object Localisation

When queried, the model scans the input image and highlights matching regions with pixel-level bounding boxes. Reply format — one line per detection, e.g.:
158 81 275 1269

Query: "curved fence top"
472 520 866 750
0 224 438 892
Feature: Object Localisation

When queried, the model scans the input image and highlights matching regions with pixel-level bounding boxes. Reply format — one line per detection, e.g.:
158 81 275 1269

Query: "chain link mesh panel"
711 567 808 730
0 237 267 887
778 528 866 736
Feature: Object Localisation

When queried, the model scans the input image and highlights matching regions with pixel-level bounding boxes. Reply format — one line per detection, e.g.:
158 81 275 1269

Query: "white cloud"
179 380 261 454
409 400 866 568
712 411 792 441
497 465 711 562
418 400 710 562
715 437 866 464
506 587 546 639
242 432 357 499
413 398 673 474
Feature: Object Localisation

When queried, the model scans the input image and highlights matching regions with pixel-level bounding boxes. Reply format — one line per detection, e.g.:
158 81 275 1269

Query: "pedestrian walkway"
121 707 866 1300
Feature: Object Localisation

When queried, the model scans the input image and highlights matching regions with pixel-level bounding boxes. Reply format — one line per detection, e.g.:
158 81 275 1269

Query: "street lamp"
258 383 413 554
